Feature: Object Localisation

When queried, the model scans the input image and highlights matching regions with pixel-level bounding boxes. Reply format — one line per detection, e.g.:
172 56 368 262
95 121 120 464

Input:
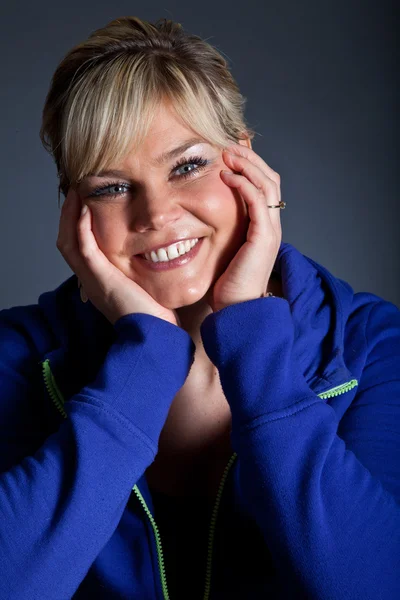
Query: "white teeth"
167 244 180 260
177 242 186 255
144 238 199 263
157 248 169 262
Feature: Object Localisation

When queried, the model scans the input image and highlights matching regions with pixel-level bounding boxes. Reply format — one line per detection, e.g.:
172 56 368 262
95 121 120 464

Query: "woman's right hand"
56 186 181 328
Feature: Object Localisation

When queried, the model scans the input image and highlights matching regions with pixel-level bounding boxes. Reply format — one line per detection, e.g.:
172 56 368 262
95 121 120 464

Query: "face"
76 100 251 310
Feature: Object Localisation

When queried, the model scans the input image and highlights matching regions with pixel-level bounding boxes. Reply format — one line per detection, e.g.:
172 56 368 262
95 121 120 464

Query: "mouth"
133 237 205 271
136 237 202 257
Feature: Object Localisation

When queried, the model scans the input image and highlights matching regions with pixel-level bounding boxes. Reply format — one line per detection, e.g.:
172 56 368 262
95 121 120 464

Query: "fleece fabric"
0 240 399 599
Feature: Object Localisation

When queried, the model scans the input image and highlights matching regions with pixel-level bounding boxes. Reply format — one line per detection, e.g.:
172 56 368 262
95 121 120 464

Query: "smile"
144 238 199 262
133 237 205 271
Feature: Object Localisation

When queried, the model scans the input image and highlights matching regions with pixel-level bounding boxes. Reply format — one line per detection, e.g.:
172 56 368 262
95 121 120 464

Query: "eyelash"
87 155 209 199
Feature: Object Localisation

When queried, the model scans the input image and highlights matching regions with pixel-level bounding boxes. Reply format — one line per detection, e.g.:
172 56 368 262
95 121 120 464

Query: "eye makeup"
86 154 210 199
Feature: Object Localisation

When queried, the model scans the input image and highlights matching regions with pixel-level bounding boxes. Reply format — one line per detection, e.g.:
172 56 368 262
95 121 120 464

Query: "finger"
76 203 118 288
223 144 281 203
220 170 272 241
223 151 279 204
222 151 282 235
77 204 100 262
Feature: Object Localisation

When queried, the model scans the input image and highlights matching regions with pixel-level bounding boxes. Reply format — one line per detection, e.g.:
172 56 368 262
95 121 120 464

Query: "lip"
133 237 205 271
135 237 201 256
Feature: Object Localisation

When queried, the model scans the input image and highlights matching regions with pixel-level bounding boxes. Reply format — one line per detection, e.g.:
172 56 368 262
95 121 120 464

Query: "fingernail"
81 204 88 216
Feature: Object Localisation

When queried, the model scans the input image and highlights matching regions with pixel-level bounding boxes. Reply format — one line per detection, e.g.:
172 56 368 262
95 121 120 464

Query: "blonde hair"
39 16 257 205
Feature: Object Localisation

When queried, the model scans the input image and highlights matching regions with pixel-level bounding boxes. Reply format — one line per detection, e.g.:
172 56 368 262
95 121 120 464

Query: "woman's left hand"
207 142 283 312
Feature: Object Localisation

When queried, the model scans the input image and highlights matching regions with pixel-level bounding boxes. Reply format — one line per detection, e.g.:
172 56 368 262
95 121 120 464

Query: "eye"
86 155 210 199
87 182 131 199
172 155 209 180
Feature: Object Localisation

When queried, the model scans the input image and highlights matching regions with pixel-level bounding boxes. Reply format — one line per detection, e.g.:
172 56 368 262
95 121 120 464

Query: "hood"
37 240 356 400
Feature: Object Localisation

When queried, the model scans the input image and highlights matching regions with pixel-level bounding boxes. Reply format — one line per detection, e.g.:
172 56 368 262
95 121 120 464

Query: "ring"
268 200 286 209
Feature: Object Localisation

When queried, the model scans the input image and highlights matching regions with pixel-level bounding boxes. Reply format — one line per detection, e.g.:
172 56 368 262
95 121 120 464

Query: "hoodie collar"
272 241 355 393
38 240 356 399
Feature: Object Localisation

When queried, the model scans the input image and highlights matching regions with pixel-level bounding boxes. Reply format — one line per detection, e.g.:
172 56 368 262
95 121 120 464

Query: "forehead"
130 101 207 163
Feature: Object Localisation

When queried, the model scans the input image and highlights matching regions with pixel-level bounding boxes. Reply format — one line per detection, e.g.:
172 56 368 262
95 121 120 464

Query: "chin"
164 294 208 311
158 285 213 311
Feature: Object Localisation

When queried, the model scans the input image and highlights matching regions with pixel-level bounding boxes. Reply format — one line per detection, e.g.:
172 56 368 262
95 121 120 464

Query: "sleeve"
200 297 400 600
0 311 195 600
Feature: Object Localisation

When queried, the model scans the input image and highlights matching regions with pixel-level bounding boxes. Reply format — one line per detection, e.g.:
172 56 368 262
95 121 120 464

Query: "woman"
0 15 399 600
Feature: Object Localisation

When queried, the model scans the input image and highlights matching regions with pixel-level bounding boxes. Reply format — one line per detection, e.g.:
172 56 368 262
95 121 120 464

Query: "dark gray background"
1 0 398 309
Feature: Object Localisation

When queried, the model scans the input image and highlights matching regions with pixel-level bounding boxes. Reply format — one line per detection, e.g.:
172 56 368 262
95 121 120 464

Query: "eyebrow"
153 137 209 166
87 137 209 179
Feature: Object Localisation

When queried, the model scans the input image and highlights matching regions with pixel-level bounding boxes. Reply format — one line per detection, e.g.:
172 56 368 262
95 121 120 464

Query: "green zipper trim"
42 358 67 419
132 484 171 600
41 358 357 599
131 451 238 600
317 379 358 399
202 452 238 600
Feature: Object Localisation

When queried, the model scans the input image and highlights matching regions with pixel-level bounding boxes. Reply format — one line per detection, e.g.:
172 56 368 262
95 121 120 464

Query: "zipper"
318 379 358 399
131 451 237 600
132 485 171 599
42 358 67 419
202 452 237 600
41 358 357 599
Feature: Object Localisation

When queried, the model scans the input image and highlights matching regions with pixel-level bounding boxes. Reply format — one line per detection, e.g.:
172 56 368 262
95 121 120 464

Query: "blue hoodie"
0 240 399 600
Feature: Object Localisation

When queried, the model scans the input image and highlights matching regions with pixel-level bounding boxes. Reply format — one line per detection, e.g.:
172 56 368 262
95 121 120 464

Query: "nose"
130 187 184 233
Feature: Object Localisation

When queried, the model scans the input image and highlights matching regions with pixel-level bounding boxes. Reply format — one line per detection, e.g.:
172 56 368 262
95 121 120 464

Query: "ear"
238 136 252 150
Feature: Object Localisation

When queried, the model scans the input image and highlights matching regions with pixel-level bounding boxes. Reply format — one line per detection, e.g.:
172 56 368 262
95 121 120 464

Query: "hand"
206 143 283 312
56 187 181 327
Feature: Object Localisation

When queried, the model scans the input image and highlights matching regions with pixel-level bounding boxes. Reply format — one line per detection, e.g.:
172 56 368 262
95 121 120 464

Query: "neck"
175 296 213 340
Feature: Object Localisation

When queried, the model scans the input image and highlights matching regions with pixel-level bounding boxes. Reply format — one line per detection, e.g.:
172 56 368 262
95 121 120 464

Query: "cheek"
194 176 248 222
90 208 124 252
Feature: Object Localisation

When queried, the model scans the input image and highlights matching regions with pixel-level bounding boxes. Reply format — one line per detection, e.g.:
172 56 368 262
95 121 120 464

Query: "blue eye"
173 155 209 179
87 154 209 199
88 183 131 198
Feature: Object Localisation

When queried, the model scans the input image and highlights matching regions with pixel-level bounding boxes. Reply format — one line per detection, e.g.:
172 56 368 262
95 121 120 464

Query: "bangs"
60 53 242 187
